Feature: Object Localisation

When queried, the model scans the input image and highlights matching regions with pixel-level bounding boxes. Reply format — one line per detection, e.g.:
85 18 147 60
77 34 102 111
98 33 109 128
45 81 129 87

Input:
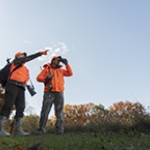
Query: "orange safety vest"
9 62 29 85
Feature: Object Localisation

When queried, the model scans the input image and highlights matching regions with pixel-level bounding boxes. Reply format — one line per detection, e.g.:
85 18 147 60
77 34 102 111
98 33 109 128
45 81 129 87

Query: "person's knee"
0 107 11 118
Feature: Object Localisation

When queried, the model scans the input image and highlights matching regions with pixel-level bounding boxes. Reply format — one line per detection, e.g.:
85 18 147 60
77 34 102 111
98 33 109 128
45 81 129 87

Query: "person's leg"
0 84 18 118
38 92 54 133
54 92 64 134
0 84 18 136
14 87 29 136
15 87 25 119
0 115 10 136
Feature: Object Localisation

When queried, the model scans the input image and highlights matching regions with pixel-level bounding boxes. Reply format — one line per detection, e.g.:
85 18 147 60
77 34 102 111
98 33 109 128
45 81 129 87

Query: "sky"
0 0 150 117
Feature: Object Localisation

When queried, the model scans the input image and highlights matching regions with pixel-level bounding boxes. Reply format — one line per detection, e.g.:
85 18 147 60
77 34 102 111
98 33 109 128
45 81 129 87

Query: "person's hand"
40 49 49 55
61 58 68 65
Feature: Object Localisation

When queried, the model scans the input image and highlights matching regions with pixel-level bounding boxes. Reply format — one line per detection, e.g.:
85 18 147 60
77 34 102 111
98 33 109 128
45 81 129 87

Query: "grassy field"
0 130 150 150
1 100 150 149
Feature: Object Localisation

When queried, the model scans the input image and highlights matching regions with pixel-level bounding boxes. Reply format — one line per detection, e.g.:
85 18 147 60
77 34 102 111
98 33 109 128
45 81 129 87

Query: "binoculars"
54 56 64 62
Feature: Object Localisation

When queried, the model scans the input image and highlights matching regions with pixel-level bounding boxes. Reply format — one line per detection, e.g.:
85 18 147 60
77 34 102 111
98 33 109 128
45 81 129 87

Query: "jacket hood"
43 63 51 68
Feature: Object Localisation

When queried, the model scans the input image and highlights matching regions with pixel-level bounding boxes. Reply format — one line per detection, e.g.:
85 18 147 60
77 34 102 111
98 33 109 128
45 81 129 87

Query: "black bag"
0 62 11 87
0 59 20 88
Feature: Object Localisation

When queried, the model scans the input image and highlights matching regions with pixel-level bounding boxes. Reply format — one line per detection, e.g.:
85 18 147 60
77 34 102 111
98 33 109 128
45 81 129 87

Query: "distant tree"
108 100 146 124
90 104 109 123
46 103 109 127
63 103 94 126
22 115 40 132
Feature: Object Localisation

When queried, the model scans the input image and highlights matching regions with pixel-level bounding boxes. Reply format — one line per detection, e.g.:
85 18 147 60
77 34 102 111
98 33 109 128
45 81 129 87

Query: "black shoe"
56 131 64 135
33 129 45 135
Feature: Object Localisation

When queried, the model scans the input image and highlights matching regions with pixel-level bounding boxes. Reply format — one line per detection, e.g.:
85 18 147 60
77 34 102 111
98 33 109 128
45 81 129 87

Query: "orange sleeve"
62 64 73 76
25 71 29 85
36 68 47 83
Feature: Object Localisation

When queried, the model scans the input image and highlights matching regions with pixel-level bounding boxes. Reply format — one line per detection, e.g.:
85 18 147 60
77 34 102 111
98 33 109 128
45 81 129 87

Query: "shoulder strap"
8 63 21 80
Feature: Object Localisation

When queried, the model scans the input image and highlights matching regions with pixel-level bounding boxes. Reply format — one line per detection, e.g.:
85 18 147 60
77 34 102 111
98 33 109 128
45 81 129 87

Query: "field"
1 101 150 149
0 128 150 150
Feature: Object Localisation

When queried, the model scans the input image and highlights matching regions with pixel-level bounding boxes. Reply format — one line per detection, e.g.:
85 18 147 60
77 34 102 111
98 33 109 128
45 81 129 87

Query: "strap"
8 63 21 81
46 67 53 91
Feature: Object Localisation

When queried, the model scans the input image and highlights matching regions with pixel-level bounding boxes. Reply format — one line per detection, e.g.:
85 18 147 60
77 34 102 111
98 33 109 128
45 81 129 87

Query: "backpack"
0 60 12 88
0 58 20 88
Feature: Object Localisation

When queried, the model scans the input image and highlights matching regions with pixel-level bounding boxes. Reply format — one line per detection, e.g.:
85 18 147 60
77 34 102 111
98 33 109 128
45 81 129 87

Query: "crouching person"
36 56 73 135
0 50 48 136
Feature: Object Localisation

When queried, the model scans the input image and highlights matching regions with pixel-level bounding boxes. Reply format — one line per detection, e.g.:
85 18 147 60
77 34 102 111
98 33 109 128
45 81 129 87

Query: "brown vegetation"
0 84 150 134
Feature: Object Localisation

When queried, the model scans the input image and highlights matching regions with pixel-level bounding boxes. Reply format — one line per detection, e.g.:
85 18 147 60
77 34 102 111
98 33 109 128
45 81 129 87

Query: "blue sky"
0 0 150 117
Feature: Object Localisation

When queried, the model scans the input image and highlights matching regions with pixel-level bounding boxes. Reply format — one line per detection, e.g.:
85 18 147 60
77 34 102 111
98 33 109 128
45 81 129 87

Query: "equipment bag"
0 62 11 87
0 59 20 88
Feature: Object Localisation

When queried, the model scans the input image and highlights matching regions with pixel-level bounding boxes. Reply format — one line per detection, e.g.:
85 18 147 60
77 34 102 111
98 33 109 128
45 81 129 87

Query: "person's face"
51 58 60 68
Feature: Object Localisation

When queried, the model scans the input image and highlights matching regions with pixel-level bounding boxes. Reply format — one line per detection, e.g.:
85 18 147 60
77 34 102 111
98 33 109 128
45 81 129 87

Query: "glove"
61 58 68 65
40 49 49 55
45 74 53 81
23 52 27 57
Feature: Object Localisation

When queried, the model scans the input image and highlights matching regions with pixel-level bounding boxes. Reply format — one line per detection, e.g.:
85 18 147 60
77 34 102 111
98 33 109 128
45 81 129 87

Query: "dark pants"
39 92 64 133
0 84 25 118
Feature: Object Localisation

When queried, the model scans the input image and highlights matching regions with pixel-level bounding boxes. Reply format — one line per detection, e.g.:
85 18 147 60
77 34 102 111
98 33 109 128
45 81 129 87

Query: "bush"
22 115 40 132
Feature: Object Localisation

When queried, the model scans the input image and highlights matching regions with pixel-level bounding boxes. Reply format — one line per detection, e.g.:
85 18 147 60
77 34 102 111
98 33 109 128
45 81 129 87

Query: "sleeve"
25 78 29 85
36 68 47 83
62 64 73 76
21 52 42 63
25 68 29 85
13 52 42 66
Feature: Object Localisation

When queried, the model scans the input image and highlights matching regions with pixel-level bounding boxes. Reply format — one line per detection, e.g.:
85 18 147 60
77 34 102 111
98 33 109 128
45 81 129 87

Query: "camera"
27 85 37 96
48 84 53 91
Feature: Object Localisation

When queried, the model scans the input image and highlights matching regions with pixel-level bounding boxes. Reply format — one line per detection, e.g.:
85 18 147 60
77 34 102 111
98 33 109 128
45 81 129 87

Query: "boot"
14 118 29 136
0 116 10 136
33 128 45 135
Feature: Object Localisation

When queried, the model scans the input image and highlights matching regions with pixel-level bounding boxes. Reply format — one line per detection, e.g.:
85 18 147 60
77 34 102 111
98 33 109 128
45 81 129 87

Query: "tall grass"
1 122 150 150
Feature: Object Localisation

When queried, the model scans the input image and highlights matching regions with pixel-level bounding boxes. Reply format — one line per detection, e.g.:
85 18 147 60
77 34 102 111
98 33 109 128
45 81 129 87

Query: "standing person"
36 56 73 135
0 50 48 136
